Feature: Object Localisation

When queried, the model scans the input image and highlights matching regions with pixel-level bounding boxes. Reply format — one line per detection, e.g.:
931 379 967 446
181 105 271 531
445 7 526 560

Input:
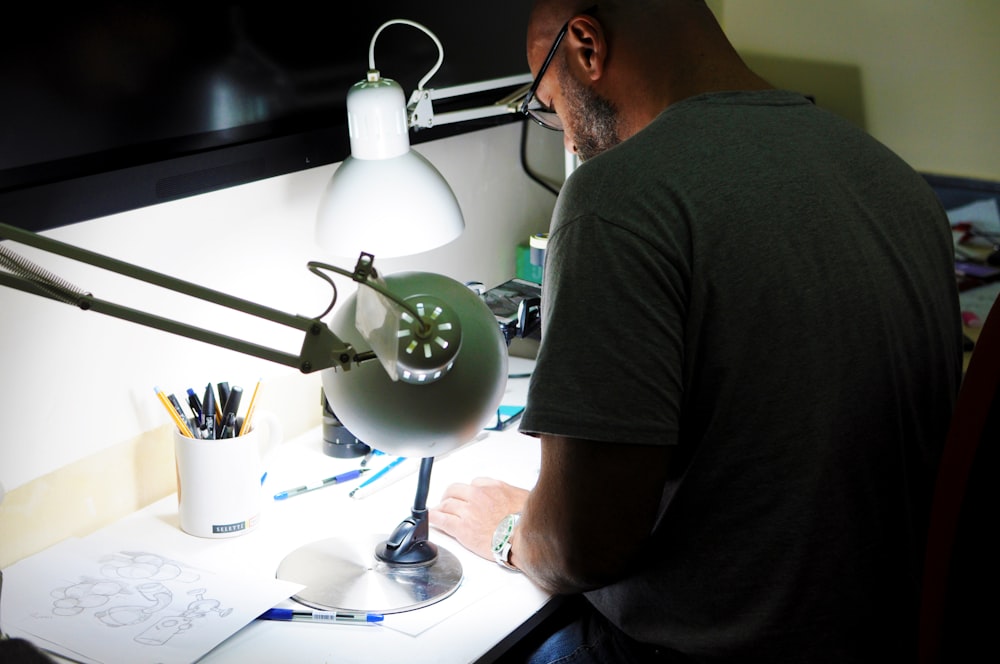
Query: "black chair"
919 293 1000 663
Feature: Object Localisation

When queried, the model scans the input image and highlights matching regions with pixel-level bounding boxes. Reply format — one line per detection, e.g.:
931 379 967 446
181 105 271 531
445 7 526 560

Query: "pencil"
238 379 262 437
154 387 194 438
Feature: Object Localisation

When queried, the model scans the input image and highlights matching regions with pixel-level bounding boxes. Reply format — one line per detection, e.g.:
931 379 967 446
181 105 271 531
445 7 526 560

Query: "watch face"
492 514 517 553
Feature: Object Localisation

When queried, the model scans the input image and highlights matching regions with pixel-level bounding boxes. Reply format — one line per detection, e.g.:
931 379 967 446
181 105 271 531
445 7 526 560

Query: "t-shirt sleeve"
519 213 688 445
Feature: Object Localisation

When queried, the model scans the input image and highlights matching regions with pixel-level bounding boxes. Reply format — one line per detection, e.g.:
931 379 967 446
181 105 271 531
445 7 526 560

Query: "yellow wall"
714 0 999 180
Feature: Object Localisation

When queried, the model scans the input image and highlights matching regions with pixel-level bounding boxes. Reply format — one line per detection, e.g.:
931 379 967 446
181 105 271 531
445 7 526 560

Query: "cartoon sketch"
46 550 231 648
50 577 131 616
133 588 232 646
95 581 172 627
99 551 200 583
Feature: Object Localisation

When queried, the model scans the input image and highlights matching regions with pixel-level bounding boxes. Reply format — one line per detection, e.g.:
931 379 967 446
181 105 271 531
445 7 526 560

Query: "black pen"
219 411 236 439
217 381 231 411
187 388 203 427
221 385 243 432
202 384 216 440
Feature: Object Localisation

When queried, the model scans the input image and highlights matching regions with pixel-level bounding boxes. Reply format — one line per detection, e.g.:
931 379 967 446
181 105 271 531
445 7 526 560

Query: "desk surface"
223 425 549 663
4 365 553 664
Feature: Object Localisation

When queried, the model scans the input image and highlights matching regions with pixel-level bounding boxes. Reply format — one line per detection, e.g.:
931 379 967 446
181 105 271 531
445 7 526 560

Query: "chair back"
918 293 1000 663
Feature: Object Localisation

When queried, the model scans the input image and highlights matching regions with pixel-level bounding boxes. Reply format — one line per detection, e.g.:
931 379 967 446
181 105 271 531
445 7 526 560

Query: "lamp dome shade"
315 150 465 259
321 271 507 457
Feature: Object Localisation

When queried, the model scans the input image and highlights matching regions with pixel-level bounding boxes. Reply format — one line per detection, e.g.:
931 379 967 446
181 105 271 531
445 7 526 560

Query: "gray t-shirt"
520 90 962 661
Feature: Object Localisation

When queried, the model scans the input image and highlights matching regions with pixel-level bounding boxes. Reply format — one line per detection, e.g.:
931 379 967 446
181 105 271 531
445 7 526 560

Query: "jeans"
499 596 691 664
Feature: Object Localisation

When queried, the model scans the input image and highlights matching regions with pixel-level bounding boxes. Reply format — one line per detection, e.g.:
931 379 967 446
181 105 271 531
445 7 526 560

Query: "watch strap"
491 512 521 570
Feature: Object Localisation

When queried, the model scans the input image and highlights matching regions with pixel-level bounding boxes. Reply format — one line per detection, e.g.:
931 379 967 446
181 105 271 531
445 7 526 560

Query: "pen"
257 608 383 624
219 411 236 439
202 384 216 440
273 468 370 500
187 388 203 426
349 456 406 498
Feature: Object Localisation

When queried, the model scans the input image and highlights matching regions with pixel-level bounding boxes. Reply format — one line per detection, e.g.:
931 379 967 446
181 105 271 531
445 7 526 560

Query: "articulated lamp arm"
0 222 380 374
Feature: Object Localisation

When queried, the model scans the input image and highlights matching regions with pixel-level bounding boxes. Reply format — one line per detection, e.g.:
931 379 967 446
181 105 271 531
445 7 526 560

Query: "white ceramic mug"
173 411 282 538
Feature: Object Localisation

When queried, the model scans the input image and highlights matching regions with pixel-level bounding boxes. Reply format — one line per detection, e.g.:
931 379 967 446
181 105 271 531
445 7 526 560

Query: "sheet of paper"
948 197 1000 234
2 533 303 664
376 559 507 637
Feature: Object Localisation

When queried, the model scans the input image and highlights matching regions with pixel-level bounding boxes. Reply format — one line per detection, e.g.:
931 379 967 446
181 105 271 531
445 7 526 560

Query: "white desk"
5 365 555 663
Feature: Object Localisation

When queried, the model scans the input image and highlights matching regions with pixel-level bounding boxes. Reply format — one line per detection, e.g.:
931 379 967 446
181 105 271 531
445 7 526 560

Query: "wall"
0 121 563 566
714 0 999 180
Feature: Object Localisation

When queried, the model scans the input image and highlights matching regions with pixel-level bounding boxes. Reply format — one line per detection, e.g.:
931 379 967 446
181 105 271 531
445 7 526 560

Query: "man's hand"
429 478 530 561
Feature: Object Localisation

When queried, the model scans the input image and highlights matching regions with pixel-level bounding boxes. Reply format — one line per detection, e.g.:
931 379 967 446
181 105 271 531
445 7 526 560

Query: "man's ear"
564 15 606 82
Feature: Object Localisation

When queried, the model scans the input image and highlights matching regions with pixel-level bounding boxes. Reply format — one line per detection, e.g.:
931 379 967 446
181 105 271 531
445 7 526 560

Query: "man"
429 1 963 661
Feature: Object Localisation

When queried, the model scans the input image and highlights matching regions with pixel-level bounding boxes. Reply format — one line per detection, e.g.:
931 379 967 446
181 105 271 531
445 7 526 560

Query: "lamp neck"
346 73 410 160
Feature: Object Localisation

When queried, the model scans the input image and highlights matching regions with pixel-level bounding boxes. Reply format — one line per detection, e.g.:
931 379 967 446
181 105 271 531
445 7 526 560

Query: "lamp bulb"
395 295 462 384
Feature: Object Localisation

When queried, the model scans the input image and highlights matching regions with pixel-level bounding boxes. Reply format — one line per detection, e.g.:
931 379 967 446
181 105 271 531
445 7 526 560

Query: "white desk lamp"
315 19 531 258
0 221 507 614
286 18 528 613
0 17 530 615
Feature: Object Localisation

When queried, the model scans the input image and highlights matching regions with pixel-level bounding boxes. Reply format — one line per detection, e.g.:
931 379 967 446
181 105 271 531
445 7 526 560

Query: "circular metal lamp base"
276 534 463 614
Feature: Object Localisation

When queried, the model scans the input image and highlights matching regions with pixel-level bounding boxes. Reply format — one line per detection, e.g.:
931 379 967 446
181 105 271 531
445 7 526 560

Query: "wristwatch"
491 513 521 570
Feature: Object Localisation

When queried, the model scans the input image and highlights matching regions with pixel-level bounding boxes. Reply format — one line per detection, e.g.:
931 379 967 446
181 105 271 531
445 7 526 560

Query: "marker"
273 468 370 500
217 382 231 411
221 385 243 433
257 608 383 624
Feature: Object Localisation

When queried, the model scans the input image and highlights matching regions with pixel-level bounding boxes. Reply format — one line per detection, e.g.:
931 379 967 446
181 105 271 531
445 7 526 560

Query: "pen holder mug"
173 411 282 538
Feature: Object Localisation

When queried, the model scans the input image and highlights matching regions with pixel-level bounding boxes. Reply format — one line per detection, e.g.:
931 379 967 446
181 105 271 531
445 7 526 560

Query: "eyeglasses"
520 6 600 131
519 19 571 131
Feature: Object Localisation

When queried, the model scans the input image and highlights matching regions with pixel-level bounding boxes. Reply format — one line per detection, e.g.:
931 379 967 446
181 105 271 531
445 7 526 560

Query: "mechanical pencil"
167 393 189 422
273 468 370 500
257 608 383 624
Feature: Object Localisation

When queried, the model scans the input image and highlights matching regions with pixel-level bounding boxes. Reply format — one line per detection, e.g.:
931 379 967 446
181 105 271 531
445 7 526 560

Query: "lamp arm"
0 222 355 374
407 74 533 130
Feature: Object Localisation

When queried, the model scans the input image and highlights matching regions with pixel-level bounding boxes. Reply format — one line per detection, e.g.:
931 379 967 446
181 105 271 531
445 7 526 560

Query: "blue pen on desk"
349 456 406 498
273 468 370 500
258 608 383 624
